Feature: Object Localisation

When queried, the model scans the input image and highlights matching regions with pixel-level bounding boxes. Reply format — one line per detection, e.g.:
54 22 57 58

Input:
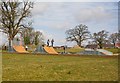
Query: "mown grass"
105 48 119 54
2 53 118 81
0 51 2 82
55 48 84 54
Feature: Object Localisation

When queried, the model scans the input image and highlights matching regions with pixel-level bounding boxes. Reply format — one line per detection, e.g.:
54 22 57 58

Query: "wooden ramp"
13 45 29 53
44 46 58 54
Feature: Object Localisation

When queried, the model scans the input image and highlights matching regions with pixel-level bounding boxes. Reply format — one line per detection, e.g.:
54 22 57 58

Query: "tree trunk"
99 43 102 49
99 45 102 49
77 41 81 47
113 43 116 48
113 41 116 48
8 39 11 52
8 38 13 52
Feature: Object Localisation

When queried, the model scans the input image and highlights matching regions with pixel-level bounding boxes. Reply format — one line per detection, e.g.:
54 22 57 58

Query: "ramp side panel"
35 46 47 53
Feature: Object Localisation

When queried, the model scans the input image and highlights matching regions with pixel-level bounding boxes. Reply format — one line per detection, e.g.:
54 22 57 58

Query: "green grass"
0 52 2 82
105 48 119 54
1 50 8 52
55 48 84 54
2 53 118 81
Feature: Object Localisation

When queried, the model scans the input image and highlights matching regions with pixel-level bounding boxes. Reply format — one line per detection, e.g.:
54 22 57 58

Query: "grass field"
55 48 84 54
0 51 2 82
2 53 118 81
105 48 119 54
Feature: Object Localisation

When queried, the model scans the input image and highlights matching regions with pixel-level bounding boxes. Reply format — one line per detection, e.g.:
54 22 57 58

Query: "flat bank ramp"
44 46 58 54
13 46 29 53
97 49 113 55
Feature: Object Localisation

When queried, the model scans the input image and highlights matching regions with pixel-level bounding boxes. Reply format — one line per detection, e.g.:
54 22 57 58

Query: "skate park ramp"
44 46 58 54
34 45 47 54
77 49 113 55
97 49 113 55
13 45 29 53
76 49 104 55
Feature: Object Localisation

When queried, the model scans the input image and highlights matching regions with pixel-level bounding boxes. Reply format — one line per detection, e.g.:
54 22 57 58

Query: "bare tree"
93 30 108 49
109 33 119 47
118 30 120 42
0 1 33 51
66 24 91 47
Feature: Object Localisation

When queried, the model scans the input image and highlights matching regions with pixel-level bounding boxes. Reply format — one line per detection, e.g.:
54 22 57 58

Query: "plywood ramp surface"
13 46 29 53
44 46 58 54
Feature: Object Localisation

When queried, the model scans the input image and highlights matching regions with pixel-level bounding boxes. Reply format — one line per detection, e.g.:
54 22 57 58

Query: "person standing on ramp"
51 39 54 47
47 39 50 46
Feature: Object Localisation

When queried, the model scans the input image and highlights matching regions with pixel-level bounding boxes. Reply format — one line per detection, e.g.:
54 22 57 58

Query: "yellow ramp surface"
44 46 58 54
13 45 29 53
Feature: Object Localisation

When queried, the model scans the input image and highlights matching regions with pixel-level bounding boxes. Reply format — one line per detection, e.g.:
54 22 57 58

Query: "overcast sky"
30 2 118 46
0 1 119 47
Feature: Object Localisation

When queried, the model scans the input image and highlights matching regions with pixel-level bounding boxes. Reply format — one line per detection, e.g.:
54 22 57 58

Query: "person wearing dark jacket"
47 39 50 46
51 39 54 47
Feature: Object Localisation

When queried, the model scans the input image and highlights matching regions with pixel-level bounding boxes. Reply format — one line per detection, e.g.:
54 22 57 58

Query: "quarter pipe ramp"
44 46 58 54
13 45 29 53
